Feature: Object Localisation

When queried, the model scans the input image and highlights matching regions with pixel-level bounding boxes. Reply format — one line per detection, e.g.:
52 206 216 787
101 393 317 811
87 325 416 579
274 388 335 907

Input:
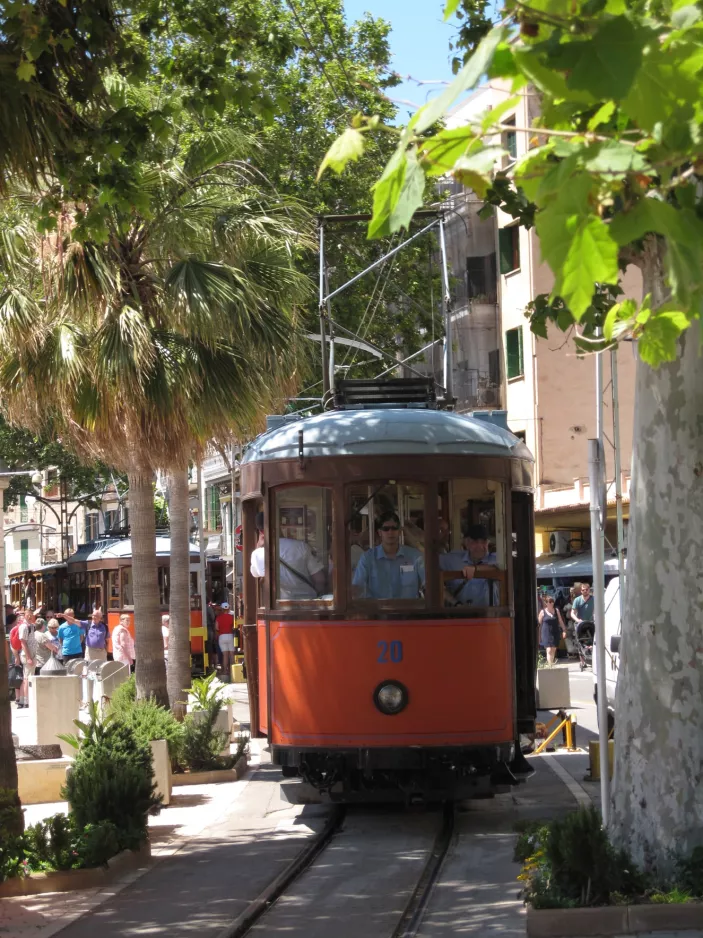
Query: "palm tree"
0 126 312 710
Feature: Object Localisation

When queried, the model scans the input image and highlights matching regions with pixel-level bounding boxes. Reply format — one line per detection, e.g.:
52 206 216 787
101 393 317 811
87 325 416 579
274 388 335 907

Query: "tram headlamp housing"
374 681 408 716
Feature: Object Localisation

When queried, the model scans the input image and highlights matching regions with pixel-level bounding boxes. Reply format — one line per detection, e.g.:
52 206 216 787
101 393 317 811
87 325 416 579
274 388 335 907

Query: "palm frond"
183 128 259 179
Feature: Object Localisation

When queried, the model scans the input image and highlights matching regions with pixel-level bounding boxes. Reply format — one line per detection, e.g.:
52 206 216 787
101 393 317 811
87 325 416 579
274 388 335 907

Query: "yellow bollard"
589 739 614 780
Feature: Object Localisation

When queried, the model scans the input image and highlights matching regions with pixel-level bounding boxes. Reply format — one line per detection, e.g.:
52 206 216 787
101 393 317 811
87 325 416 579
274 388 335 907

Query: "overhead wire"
308 0 362 108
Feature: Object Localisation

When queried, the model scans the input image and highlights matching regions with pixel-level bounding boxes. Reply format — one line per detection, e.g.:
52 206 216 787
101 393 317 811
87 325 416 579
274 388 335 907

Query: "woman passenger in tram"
352 511 425 600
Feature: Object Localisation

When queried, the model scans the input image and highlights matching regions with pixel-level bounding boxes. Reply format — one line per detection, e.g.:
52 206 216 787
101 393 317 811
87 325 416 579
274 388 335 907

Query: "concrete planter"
186 704 234 739
0 841 151 897
150 739 172 806
527 901 703 937
17 757 72 805
536 667 571 709
173 754 248 787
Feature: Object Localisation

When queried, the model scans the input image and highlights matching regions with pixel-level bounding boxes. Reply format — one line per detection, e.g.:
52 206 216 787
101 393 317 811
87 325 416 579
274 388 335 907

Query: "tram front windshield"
259 478 506 611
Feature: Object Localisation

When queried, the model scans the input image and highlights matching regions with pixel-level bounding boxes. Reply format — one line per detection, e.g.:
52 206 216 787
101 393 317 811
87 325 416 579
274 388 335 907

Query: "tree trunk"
610 238 703 876
128 469 168 707
167 467 191 719
0 617 19 794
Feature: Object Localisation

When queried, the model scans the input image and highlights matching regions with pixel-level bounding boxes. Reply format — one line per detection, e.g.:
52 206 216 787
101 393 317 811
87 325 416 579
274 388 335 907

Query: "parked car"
592 575 622 734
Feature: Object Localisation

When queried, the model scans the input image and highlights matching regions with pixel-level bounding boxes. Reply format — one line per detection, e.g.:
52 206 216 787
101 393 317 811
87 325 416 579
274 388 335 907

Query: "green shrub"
181 699 233 772
108 677 185 769
183 671 227 710
21 815 121 873
62 706 160 851
677 845 703 898
108 674 136 718
0 788 25 882
517 807 648 909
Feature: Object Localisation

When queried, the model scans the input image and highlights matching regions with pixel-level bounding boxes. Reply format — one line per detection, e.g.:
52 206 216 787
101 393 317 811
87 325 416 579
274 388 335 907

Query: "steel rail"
391 803 456 938
215 804 346 938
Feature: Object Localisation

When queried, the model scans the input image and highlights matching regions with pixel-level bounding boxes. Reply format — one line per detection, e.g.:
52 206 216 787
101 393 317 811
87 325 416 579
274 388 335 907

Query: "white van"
592 575 622 732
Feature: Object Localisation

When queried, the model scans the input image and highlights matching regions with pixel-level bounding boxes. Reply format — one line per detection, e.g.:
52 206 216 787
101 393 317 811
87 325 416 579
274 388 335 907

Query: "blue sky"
343 0 457 124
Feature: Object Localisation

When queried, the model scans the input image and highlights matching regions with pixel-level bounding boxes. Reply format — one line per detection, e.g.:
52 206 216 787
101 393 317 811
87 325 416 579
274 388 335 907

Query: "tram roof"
66 536 200 563
242 409 531 463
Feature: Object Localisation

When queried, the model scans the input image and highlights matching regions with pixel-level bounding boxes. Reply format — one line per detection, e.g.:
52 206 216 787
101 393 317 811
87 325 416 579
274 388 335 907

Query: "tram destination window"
438 479 506 609
256 486 333 605
349 482 426 605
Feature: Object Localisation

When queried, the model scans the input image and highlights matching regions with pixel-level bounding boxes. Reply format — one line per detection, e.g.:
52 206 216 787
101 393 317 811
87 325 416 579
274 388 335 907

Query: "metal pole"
230 444 238 622
324 219 440 303
325 266 335 398
197 464 208 643
590 332 610 821
438 216 454 403
318 225 330 397
611 348 626 603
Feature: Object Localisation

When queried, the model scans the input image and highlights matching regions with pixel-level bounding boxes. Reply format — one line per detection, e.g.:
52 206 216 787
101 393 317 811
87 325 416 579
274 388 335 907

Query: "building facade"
437 84 639 558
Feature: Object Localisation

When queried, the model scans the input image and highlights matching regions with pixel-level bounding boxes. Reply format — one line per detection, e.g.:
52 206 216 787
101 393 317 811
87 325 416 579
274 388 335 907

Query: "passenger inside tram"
439 523 499 606
352 510 426 600
251 510 327 601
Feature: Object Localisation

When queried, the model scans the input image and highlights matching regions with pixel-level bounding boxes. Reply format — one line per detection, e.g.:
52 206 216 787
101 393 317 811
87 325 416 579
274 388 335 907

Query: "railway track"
215 805 456 938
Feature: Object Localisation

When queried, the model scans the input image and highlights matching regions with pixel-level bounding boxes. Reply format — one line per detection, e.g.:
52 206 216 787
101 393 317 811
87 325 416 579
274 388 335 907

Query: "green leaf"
603 298 636 341
480 95 520 133
16 60 36 82
560 215 619 318
410 26 505 135
452 145 506 196
580 140 650 176
443 0 461 21
638 312 690 366
609 198 703 247
567 16 643 101
419 126 474 176
317 127 365 179
513 49 571 100
587 101 616 131
368 147 425 238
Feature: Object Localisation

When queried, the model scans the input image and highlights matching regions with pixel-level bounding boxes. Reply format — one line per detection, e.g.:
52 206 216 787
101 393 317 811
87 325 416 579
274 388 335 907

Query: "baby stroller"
575 620 595 671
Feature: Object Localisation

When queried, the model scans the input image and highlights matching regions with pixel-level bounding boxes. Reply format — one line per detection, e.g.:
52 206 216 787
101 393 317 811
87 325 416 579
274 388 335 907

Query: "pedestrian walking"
57 608 85 661
17 610 38 708
215 602 235 681
162 614 170 664
539 595 566 665
33 617 59 671
112 614 135 671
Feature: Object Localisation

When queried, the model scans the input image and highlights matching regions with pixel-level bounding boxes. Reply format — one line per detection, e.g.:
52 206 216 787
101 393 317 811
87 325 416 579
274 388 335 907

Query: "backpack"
9 625 21 652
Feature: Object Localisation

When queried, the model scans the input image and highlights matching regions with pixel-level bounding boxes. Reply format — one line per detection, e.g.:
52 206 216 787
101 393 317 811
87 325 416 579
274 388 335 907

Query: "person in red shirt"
215 602 235 681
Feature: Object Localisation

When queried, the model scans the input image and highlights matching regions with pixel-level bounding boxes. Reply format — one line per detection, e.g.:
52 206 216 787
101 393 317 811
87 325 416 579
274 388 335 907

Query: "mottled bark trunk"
167 468 191 719
0 617 19 793
610 237 703 875
128 469 168 707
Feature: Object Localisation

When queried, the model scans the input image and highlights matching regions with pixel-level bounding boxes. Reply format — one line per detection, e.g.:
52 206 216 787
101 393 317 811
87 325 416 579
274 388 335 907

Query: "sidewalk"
1 740 268 938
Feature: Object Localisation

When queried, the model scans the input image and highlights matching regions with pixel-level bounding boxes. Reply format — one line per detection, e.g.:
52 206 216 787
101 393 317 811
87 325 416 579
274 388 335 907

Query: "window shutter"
498 229 513 275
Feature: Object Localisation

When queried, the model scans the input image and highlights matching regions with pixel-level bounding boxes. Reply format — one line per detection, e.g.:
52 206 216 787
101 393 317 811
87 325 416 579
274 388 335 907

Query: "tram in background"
241 379 538 802
8 537 208 664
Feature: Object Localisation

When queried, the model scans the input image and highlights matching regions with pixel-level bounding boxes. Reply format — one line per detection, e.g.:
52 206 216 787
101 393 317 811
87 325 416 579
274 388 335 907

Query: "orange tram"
9 538 207 663
241 380 538 802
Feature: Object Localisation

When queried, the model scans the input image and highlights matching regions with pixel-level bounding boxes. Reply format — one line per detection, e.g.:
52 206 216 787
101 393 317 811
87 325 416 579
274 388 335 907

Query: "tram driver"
353 511 425 600
250 512 326 601
440 523 499 606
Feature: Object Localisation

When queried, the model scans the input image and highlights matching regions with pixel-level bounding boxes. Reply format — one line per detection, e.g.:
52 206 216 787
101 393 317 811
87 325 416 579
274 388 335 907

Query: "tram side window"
256 487 333 605
438 479 506 609
121 567 134 609
158 567 170 607
108 571 120 610
349 482 426 604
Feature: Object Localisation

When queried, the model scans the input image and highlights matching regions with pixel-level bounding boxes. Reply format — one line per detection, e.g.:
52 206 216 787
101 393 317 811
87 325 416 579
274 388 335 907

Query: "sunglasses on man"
379 524 399 532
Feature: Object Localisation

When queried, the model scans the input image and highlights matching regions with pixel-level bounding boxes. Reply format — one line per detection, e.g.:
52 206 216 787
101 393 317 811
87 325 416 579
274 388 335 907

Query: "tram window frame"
108 570 120 610
121 566 134 609
347 481 428 610
266 485 335 609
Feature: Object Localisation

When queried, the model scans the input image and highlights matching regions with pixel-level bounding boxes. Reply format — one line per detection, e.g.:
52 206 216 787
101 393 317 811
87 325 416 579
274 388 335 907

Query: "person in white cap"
215 602 235 680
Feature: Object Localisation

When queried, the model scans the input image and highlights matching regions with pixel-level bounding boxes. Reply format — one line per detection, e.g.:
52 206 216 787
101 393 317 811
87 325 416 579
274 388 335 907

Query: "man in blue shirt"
440 523 499 607
353 512 425 600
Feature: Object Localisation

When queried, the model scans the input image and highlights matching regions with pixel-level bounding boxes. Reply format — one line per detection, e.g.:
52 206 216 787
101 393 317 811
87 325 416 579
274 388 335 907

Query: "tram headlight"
374 681 408 715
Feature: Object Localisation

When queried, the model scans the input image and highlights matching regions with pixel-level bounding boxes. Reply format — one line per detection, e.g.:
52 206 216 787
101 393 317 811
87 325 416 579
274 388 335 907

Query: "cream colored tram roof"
242 409 531 462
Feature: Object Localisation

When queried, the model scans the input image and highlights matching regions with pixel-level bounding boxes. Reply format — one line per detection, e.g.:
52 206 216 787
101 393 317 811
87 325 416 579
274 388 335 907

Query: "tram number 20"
377 640 403 664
